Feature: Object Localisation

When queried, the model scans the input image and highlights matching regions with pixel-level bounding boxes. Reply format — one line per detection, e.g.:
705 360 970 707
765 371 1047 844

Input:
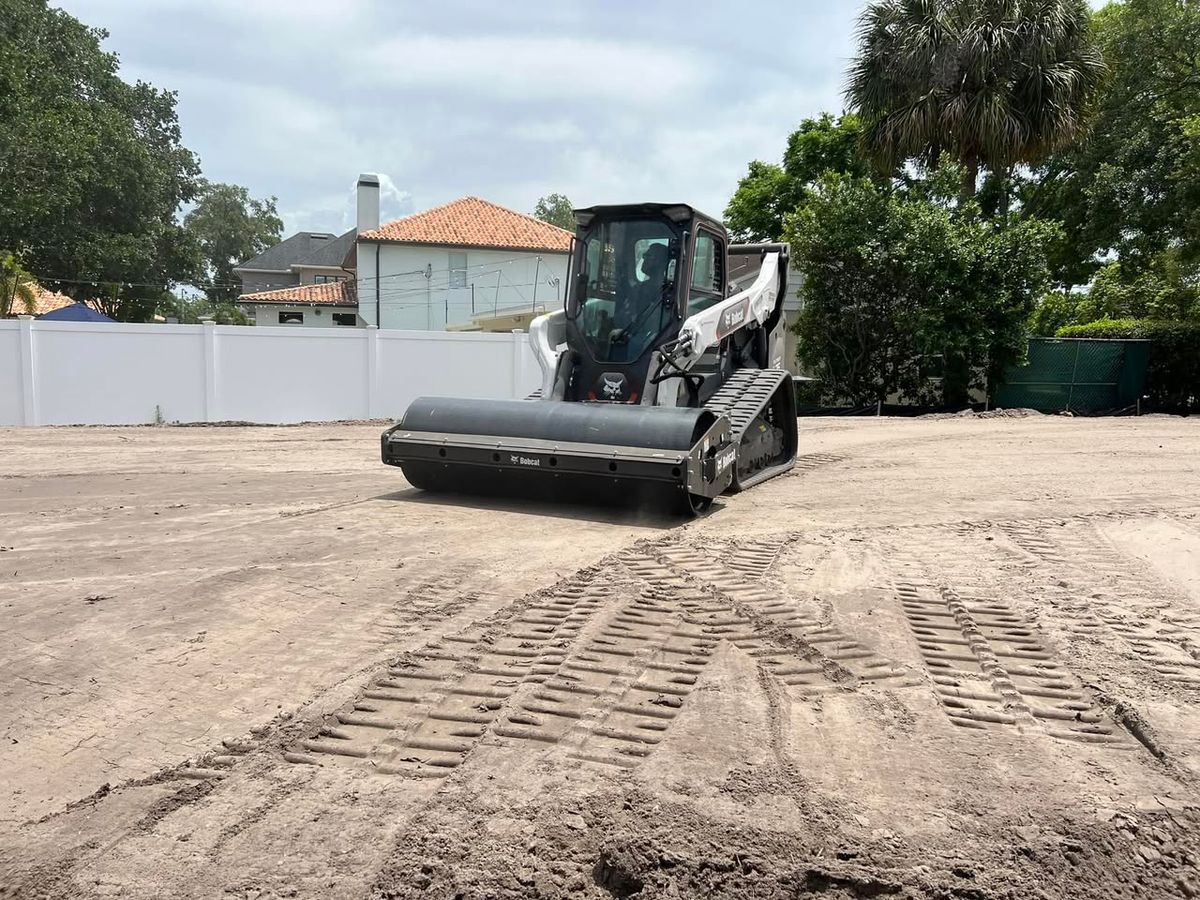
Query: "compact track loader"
381 203 797 514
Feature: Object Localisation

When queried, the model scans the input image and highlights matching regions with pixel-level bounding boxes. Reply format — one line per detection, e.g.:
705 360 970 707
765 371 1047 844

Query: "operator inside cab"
610 241 670 354
575 218 678 365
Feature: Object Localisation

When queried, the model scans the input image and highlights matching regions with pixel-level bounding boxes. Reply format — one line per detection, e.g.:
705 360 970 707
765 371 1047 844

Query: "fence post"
17 315 37 426
511 329 524 399
365 325 379 418
202 320 218 422
1065 340 1081 414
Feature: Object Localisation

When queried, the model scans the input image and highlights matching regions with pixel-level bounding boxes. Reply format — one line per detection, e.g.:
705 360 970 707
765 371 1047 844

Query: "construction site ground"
2 414 1199 899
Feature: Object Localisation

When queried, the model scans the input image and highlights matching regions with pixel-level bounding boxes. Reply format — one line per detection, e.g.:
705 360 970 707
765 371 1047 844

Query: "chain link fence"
992 338 1151 414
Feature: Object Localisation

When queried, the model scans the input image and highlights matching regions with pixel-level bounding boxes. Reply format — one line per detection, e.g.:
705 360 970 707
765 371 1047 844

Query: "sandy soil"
1 414 1198 899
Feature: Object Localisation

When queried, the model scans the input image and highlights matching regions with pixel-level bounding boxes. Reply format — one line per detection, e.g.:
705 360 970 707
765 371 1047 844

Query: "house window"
279 311 304 324
333 313 357 326
688 230 724 315
449 252 467 288
313 274 347 284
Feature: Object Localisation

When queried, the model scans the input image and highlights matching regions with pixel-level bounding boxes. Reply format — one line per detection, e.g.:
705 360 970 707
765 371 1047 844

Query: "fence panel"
0 322 23 425
31 322 207 425
0 318 541 426
216 326 369 424
995 338 1150 414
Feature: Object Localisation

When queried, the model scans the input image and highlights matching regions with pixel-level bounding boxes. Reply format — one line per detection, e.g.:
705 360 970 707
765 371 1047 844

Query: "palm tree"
1 252 38 317
846 0 1105 201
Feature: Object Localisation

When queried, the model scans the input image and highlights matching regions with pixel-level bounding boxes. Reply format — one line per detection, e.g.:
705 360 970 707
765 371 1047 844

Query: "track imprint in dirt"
289 570 613 776
286 534 920 778
789 452 846 473
650 538 915 697
1001 521 1200 691
892 570 1129 745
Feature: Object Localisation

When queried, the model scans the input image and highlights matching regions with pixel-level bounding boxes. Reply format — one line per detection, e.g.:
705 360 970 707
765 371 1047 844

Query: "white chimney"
357 173 380 233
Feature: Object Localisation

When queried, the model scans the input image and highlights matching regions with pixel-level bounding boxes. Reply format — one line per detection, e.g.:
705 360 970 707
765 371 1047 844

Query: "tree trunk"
999 165 1012 224
960 156 979 202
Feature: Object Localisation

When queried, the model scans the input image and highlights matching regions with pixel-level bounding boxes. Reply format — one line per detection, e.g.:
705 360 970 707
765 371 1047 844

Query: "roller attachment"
382 397 734 516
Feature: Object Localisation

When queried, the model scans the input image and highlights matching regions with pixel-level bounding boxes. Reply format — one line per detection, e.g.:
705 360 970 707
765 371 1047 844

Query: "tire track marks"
1001 521 1200 691
888 529 1132 747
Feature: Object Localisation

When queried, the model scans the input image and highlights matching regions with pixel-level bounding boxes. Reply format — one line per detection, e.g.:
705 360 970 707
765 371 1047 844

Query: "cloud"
360 34 708 104
55 0 863 233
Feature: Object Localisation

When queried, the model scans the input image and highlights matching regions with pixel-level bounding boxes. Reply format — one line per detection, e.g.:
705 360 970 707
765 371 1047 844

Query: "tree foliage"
532 193 575 231
724 114 867 241
1024 0 1200 285
182 181 283 304
0 0 200 320
847 0 1104 198
1028 250 1200 336
789 166 1058 406
0 250 38 317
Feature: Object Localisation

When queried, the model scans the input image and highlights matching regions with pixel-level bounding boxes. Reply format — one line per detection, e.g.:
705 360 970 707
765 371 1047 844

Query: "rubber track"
703 369 789 444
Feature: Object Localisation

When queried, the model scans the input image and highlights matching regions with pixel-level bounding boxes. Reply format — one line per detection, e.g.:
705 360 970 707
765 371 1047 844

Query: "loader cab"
564 203 728 404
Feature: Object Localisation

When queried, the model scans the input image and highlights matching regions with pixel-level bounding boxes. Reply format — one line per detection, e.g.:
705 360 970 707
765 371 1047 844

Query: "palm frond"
846 0 1105 188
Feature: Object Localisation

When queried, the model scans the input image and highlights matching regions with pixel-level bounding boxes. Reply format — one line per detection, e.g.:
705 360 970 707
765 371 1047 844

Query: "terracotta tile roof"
360 196 573 253
239 280 357 307
16 286 75 316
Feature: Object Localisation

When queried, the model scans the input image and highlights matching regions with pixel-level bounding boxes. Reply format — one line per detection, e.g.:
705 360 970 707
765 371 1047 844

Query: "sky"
57 1 873 235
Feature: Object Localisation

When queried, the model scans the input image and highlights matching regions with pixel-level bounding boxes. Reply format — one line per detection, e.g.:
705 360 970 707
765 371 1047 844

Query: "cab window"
688 230 723 316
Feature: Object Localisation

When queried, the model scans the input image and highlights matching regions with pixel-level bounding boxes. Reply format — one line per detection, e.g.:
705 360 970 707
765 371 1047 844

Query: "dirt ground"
1 413 1199 899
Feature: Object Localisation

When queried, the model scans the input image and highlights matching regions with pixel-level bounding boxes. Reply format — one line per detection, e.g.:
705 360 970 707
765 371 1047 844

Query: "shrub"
1056 319 1200 411
788 170 1058 407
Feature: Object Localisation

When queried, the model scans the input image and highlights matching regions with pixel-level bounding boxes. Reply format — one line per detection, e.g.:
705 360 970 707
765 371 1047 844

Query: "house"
237 280 359 328
234 174 573 331
234 230 356 296
2 284 78 318
354 181 573 330
234 227 359 326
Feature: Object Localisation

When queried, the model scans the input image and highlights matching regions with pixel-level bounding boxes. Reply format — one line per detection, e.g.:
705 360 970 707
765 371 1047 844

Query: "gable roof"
300 229 356 269
359 197 573 253
239 280 357 307
235 231 353 273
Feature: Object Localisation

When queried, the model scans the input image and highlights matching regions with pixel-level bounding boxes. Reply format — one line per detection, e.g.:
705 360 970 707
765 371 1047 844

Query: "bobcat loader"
381 203 797 514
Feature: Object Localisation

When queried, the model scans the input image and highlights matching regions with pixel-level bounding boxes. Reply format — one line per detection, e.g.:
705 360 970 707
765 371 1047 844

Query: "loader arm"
663 249 783 374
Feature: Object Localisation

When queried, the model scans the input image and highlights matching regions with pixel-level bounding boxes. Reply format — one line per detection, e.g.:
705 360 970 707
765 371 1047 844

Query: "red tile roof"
360 196 573 253
239 280 357 307
6 286 76 316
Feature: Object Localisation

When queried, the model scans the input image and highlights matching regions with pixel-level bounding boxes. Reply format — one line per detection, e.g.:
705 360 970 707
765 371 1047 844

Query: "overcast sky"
57 1 873 234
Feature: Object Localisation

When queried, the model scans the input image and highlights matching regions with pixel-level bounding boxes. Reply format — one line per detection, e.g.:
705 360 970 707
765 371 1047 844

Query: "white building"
354 180 572 331
236 280 359 328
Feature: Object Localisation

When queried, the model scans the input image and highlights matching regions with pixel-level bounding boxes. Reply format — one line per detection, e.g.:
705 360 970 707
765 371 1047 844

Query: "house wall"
357 243 569 330
238 271 299 295
294 266 352 286
248 304 360 328
0 317 542 426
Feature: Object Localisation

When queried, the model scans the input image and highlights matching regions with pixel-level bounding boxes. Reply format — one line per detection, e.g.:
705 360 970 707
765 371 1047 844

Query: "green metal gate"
994 338 1151 413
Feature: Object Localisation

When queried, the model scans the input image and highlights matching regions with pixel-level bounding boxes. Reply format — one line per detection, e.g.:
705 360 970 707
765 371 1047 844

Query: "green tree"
847 0 1105 201
532 193 575 231
789 166 1058 406
158 291 250 325
724 113 867 241
183 181 283 304
1025 0 1200 286
0 251 37 317
0 0 201 320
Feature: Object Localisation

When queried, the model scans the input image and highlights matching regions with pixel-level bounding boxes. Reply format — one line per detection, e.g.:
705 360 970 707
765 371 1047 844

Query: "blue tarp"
38 303 115 322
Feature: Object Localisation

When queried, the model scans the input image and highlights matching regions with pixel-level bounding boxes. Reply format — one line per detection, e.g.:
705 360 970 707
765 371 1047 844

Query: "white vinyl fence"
0 317 543 426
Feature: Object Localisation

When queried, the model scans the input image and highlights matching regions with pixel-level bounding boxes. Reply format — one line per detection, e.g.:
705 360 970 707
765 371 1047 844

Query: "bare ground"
1 414 1198 899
